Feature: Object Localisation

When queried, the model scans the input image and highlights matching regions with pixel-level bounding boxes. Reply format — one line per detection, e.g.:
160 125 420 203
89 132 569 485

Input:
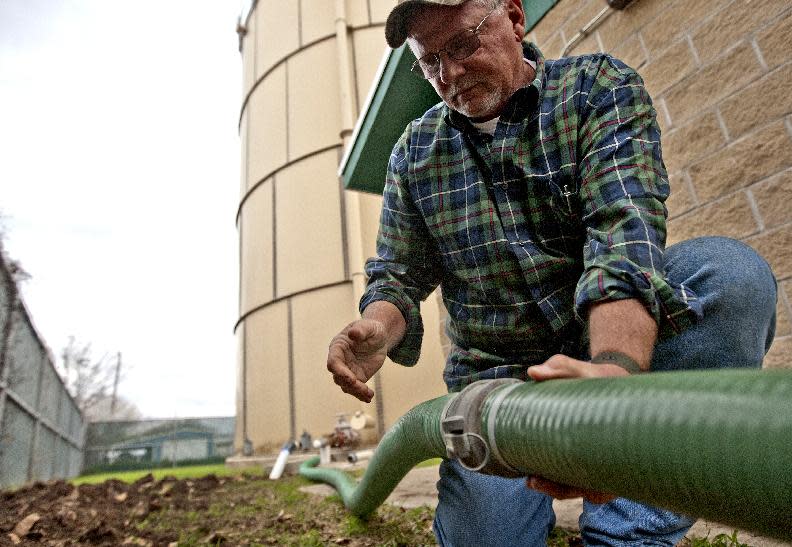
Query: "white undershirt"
470 59 537 136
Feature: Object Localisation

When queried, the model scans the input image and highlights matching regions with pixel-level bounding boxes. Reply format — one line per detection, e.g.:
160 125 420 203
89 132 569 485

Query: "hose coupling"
440 379 522 477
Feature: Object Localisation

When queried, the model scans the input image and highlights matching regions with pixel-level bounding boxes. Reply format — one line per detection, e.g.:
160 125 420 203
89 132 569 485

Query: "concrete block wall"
523 0 792 368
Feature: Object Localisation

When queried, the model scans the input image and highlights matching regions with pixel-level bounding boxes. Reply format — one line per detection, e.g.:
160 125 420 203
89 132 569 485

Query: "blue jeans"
433 237 777 546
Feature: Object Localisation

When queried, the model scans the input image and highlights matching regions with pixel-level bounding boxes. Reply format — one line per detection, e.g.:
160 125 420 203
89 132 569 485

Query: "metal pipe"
334 0 356 144
560 0 637 57
269 441 296 480
334 0 387 439
561 5 613 57
347 449 375 463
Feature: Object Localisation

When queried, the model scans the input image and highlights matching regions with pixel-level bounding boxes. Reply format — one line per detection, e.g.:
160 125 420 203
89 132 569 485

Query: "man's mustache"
448 78 485 97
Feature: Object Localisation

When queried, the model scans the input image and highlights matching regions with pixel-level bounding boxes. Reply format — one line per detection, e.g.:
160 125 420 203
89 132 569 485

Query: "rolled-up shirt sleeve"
573 56 702 339
360 129 443 365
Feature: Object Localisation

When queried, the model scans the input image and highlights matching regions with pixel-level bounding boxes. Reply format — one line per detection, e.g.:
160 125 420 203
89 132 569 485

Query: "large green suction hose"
300 369 792 540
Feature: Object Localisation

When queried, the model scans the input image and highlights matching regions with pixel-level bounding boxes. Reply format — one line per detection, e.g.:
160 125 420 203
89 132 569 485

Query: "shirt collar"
446 42 546 133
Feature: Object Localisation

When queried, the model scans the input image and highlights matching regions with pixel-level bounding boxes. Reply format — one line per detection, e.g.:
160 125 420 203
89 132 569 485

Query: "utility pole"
110 352 121 417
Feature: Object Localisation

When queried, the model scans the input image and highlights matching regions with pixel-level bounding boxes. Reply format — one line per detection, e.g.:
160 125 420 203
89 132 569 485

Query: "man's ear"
505 0 526 41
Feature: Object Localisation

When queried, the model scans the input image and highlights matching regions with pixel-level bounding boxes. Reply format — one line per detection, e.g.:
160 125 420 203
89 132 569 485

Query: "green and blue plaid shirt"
361 43 702 391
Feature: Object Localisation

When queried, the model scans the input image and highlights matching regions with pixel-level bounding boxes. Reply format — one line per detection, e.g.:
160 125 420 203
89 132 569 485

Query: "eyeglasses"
410 9 495 80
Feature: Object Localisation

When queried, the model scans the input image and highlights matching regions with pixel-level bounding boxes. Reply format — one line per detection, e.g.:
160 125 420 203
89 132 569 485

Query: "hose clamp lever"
440 379 522 476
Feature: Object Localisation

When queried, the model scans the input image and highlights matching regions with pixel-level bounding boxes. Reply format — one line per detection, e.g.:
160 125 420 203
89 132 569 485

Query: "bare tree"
82 394 142 422
58 338 141 421
0 216 26 383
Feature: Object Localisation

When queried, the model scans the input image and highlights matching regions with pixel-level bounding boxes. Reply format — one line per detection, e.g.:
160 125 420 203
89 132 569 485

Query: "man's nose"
438 54 465 84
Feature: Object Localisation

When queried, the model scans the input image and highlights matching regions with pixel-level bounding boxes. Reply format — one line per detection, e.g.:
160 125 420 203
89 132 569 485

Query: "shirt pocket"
547 177 581 224
530 176 584 257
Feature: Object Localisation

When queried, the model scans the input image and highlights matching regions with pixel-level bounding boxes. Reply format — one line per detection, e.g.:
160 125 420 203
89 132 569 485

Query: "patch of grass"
548 527 583 546
270 475 311 504
71 463 263 485
416 458 442 468
545 528 752 547
297 529 326 546
342 514 369 536
683 531 749 547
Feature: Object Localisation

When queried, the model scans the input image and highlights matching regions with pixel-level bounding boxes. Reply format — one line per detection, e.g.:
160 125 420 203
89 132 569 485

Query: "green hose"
300 394 448 516
300 369 792 540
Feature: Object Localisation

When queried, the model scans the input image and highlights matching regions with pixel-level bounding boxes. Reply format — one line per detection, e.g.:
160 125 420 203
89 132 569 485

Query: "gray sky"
0 1 243 418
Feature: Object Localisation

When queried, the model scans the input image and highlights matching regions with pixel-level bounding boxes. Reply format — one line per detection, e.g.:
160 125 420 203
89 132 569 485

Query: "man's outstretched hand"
524 354 629 504
326 319 389 403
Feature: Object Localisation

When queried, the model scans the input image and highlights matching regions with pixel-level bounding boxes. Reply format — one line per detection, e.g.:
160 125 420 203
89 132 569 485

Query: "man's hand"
524 354 628 504
326 319 389 403
526 476 616 504
527 353 630 381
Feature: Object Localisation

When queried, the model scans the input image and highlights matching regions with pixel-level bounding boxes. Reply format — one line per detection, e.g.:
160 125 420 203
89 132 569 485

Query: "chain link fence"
0 252 84 490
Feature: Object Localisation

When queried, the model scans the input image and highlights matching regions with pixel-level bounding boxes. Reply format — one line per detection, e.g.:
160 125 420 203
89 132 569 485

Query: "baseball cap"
385 0 469 48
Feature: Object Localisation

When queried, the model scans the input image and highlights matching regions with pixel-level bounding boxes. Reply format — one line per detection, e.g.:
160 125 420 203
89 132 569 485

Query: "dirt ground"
6 470 777 546
0 473 441 546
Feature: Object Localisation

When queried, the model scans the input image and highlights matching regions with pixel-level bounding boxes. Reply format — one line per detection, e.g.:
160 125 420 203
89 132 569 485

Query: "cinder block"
662 111 725 174
746 226 792 282
533 0 580 48
543 31 566 60
780 279 792 334
751 169 792 230
756 10 792 70
655 99 672 134
663 42 762 126
640 0 731 57
665 172 696 220
688 121 792 203
597 0 666 52
774 286 791 338
561 0 608 49
641 38 698 101
568 32 600 56
609 33 647 70
692 0 790 65
719 62 792 140
666 192 759 246
763 335 792 369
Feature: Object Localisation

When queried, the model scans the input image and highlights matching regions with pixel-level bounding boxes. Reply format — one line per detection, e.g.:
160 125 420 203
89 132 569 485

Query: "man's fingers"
347 319 385 344
527 354 584 381
526 475 578 499
326 344 356 381
326 321 385 403
527 476 616 504
527 354 630 382
327 344 374 402
332 374 374 402
582 491 617 504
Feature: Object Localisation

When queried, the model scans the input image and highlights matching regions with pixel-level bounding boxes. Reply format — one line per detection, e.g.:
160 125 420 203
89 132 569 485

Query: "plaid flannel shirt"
361 43 702 391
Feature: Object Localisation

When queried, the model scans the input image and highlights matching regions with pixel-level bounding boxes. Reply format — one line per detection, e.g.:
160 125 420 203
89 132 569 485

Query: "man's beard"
449 80 506 120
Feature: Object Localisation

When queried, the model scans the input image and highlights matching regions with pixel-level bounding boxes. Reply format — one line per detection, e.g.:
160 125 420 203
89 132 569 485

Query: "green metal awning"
339 0 558 194
338 46 439 195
